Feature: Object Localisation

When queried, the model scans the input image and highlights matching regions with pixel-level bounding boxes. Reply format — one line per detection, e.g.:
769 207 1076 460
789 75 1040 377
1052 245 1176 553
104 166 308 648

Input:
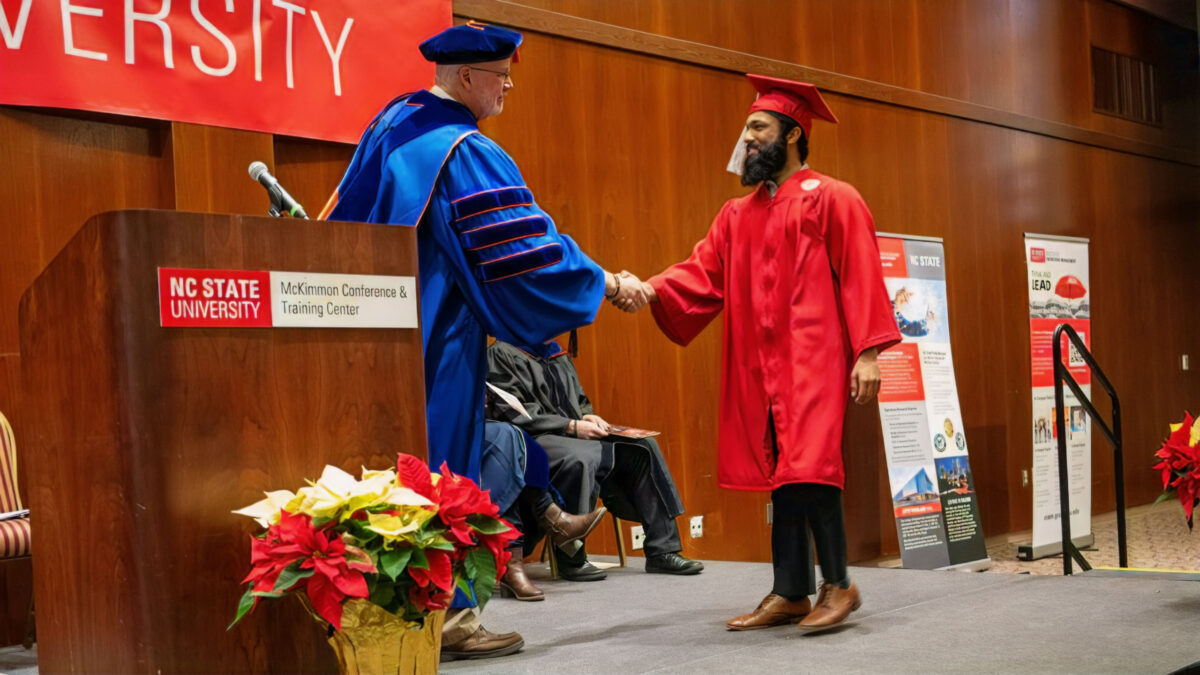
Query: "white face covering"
726 130 748 176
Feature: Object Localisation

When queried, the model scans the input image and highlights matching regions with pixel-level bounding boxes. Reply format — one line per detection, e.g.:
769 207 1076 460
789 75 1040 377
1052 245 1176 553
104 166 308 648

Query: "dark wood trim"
454 0 1200 168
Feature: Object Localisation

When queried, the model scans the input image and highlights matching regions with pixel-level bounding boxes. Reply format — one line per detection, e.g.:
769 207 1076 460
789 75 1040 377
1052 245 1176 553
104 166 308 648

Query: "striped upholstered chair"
0 411 34 648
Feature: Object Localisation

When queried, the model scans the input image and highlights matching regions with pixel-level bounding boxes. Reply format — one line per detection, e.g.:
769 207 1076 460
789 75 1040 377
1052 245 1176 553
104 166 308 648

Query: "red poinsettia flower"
240 511 375 630
407 548 454 612
396 452 436 501
433 462 502 547
1152 412 1200 525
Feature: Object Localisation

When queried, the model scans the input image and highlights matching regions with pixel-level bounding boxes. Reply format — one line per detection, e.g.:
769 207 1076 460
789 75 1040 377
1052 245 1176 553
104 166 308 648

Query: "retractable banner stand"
875 234 989 570
1022 234 1093 560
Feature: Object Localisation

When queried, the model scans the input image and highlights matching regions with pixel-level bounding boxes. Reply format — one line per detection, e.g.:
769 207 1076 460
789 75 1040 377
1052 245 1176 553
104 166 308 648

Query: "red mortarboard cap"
746 73 838 138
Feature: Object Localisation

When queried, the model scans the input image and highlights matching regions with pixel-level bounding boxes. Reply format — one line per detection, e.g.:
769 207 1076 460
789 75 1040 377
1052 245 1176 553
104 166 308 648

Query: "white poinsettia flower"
232 489 297 528
380 485 434 507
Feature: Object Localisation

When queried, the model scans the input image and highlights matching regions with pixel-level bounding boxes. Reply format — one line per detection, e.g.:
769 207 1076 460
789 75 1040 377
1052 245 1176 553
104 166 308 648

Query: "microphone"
248 161 308 218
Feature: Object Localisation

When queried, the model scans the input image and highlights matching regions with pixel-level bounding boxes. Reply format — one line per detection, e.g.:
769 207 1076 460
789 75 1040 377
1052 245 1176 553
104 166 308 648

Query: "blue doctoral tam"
419 21 523 64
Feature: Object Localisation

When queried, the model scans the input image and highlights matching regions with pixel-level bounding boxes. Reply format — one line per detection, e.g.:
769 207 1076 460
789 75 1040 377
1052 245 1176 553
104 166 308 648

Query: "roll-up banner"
1020 234 1093 560
876 234 989 570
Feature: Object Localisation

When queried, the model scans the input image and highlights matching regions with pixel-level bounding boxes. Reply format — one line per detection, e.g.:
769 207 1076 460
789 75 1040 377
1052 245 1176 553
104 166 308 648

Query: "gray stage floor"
3 556 1197 674
441 556 1200 675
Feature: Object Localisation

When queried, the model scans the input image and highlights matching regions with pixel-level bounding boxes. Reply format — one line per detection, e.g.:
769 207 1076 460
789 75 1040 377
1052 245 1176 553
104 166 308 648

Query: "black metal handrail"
1052 323 1126 575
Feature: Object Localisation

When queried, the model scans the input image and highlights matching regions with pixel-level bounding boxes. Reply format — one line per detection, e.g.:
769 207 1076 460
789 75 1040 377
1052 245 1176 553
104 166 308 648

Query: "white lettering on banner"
28 0 360 94
190 0 237 77
124 0 174 69
0 0 33 49
909 255 942 268
61 0 108 61
252 0 263 81
310 10 353 96
271 0 305 90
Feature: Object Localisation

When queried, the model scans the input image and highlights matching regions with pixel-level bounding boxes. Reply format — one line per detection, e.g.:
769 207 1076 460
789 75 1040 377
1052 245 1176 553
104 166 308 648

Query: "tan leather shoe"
537 503 607 548
798 582 861 632
726 593 812 631
497 553 544 601
440 625 525 661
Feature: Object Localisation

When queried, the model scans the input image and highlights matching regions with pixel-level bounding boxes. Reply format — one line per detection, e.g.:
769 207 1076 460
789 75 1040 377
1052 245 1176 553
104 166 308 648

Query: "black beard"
741 135 788 186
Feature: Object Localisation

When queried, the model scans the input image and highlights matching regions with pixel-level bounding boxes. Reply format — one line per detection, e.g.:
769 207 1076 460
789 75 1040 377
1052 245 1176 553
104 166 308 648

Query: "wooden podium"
19 210 429 674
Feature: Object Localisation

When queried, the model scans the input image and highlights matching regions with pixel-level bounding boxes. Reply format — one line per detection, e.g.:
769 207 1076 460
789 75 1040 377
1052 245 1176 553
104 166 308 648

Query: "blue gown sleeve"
417 135 606 344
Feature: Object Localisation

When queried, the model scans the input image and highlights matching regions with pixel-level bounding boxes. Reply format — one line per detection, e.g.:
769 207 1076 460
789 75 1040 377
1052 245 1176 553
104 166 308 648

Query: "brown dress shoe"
726 593 812 631
798 582 861 632
537 503 607 548
497 552 544 601
440 625 525 661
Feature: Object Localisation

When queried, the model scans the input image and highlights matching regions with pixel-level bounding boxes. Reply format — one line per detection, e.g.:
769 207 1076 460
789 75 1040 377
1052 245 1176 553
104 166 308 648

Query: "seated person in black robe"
486 338 703 579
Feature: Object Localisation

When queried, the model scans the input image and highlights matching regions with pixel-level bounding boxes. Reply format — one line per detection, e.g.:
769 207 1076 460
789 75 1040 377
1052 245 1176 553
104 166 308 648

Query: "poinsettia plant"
230 453 518 631
1152 411 1200 531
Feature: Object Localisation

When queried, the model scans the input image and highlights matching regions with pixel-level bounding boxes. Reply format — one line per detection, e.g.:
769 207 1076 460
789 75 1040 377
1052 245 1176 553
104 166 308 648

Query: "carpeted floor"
1 501 1196 674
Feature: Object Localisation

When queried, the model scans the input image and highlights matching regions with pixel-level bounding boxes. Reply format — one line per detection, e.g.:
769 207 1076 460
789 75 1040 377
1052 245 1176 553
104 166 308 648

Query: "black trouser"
597 443 682 557
770 482 849 600
502 487 554 550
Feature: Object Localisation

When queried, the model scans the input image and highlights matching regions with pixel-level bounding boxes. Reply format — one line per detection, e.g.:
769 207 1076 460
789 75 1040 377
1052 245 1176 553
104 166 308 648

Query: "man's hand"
581 414 611 435
641 280 657 304
850 347 881 405
573 419 608 439
609 270 648 312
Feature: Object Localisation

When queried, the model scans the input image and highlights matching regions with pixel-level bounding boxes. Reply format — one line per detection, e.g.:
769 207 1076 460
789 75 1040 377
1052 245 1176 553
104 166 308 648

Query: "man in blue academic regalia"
326 21 646 660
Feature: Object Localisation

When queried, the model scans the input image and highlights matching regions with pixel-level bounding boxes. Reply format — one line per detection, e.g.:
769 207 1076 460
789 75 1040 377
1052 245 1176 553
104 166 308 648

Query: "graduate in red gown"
629 74 901 632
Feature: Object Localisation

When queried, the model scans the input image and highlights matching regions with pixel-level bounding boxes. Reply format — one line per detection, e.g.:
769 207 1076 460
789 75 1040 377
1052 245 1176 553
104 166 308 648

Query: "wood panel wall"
0 0 1196 645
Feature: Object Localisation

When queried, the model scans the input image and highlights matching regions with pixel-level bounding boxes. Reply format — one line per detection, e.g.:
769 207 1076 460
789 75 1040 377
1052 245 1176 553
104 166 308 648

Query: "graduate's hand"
574 419 608 439
850 348 881 404
641 280 658 303
611 270 648 312
582 414 611 434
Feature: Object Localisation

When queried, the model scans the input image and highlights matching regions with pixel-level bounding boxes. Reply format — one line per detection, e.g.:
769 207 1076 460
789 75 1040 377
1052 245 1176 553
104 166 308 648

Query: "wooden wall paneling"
272 137 356 221
936 118 1026 535
1089 151 1200 511
168 122 276 215
1086 0 1200 140
457 0 1198 163
0 109 174 355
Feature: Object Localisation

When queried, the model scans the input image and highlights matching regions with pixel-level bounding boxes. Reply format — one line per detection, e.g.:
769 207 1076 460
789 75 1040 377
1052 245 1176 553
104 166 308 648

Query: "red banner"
0 0 450 143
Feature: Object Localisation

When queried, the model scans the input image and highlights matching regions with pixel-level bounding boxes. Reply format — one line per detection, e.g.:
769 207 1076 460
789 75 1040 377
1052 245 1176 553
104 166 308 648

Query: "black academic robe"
485 340 685 548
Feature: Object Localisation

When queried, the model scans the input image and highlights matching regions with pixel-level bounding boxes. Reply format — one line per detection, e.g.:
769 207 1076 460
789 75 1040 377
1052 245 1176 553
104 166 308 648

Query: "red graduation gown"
649 168 900 491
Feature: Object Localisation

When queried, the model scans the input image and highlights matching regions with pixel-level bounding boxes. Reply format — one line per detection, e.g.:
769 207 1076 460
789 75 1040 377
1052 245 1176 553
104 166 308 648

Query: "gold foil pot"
310 597 446 675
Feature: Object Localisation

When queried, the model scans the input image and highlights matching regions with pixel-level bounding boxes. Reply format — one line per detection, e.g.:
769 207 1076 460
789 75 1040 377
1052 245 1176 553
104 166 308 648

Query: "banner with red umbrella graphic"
1025 235 1093 559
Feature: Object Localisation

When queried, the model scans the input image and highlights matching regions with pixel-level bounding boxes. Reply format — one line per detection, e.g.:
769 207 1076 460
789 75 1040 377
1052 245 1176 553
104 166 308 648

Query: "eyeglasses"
470 66 512 82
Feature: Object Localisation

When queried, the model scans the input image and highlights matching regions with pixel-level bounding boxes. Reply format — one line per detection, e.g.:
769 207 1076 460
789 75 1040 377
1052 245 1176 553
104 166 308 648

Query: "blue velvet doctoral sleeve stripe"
476 242 564 282
450 186 534 227
460 214 549 255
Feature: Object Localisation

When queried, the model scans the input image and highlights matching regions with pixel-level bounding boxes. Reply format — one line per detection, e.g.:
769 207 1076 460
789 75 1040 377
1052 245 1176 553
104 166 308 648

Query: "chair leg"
22 594 34 649
540 537 559 580
613 516 627 568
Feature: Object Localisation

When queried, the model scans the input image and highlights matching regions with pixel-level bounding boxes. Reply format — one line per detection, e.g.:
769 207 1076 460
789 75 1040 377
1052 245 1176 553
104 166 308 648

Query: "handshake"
605 270 656 313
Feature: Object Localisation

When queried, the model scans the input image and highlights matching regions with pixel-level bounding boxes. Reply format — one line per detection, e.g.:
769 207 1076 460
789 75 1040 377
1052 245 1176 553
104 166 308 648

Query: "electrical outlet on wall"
630 525 645 550
689 515 703 539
